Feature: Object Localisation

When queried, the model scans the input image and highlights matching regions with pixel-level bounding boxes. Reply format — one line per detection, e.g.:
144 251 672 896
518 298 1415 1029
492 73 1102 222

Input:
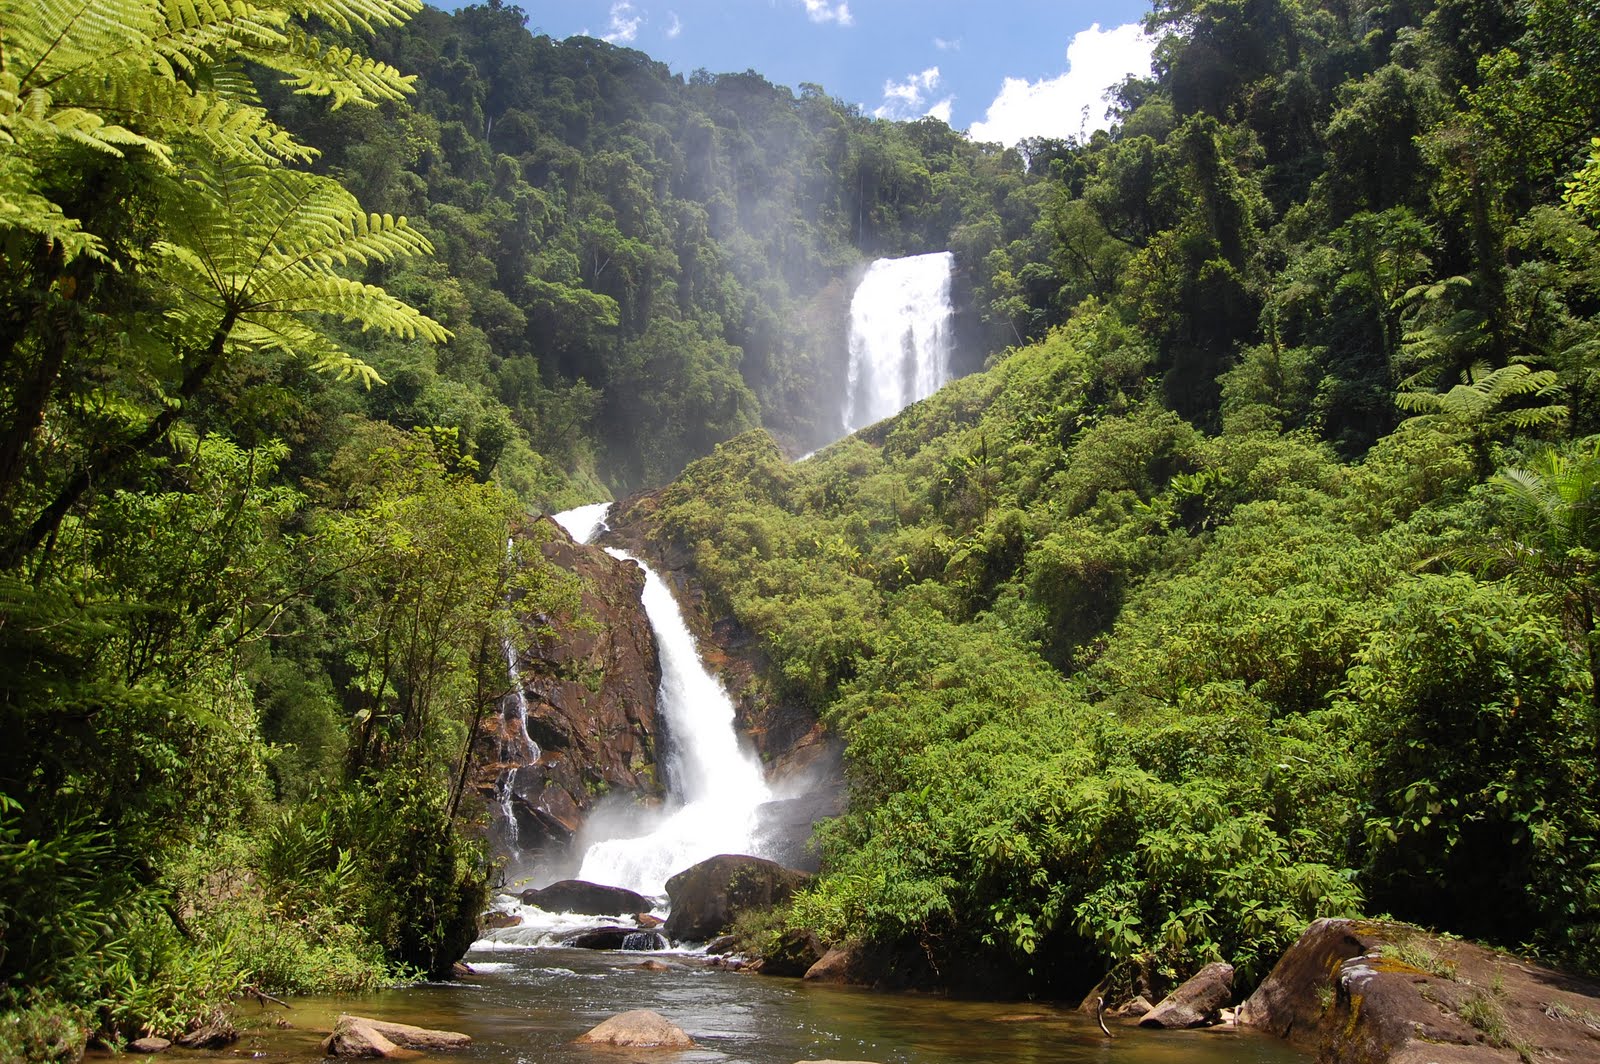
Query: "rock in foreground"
575 1009 694 1048
322 1015 471 1058
1139 961 1234 1028
1241 918 1600 1063
664 854 810 941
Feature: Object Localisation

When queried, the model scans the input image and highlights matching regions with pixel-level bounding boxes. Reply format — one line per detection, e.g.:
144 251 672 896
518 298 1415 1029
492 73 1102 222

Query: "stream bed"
177 942 1308 1064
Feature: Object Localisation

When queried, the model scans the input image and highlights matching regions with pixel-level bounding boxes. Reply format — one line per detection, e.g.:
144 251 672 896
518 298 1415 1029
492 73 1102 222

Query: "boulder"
127 1037 171 1053
322 1015 472 1058
519 879 652 916
1140 962 1234 1028
663 854 811 942
635 912 664 928
561 925 667 950
803 945 861 984
575 1009 694 1048
480 910 521 930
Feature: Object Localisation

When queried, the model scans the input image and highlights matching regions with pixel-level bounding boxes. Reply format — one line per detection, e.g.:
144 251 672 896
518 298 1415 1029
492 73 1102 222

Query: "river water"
192 943 1307 1064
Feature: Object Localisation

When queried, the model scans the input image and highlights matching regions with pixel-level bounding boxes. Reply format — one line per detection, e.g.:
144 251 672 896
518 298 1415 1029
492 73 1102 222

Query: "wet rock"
1117 995 1155 1018
451 960 475 978
480 910 521 930
636 912 664 928
561 925 667 951
1140 962 1234 1028
174 1019 236 1049
323 1015 472 1057
575 1009 694 1048
519 879 652 916
663 854 811 942
705 934 737 955
127 1037 171 1053
635 959 672 971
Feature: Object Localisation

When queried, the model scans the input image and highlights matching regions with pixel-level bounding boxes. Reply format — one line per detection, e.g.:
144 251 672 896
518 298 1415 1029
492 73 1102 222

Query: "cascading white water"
550 504 773 899
842 251 955 433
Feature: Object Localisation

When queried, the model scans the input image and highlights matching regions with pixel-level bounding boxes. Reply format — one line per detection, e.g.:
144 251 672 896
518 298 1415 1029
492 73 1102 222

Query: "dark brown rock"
475 516 662 861
574 1009 694 1048
1140 961 1234 1028
803 945 861 984
127 1037 171 1053
560 925 667 950
519 879 651 916
664 854 811 942
1241 918 1600 1064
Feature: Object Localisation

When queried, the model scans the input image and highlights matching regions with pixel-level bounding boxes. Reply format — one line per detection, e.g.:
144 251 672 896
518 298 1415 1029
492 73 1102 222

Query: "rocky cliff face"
475 517 662 864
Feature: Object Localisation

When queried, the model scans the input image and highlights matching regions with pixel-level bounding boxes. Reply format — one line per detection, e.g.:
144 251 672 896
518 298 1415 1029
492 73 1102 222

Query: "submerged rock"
1140 961 1234 1028
519 879 652 916
575 1009 694 1048
663 854 811 942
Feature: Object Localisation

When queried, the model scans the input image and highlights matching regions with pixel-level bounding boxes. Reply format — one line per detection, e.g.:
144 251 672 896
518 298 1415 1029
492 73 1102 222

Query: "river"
179 943 1307 1063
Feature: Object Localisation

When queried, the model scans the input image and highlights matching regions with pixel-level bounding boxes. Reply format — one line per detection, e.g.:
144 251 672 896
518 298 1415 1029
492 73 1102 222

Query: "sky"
425 1 1159 146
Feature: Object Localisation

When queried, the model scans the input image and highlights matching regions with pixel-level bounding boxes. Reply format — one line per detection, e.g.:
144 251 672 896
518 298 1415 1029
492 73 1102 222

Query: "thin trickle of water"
843 251 955 433
494 539 541 848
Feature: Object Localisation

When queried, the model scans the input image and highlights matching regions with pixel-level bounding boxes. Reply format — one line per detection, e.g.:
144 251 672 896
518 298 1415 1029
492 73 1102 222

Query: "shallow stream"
177 940 1307 1064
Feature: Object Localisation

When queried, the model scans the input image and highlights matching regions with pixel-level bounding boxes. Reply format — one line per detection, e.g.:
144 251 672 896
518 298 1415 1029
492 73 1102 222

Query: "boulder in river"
1139 961 1234 1028
575 1009 694 1048
519 879 652 916
480 909 521 930
663 854 811 941
323 1015 472 1058
127 1037 171 1054
758 928 825 977
561 925 668 951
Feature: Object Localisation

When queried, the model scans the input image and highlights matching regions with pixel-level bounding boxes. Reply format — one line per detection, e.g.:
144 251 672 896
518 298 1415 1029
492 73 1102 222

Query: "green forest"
4 0 1600 1054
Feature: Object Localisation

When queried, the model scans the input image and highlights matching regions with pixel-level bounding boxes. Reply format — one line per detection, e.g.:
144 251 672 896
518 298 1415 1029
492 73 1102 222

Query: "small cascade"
493 540 541 849
842 251 955 433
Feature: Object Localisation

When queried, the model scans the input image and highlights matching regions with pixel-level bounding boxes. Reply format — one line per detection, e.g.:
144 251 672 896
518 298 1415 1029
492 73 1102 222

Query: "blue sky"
425 1 1158 145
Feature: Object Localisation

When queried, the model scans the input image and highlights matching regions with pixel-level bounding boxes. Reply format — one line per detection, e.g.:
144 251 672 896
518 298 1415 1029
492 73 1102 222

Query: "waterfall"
842 251 955 433
551 504 773 898
494 539 541 849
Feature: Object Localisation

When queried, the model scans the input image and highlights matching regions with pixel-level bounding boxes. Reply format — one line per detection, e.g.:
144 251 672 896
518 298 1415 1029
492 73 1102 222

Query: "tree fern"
1396 361 1567 432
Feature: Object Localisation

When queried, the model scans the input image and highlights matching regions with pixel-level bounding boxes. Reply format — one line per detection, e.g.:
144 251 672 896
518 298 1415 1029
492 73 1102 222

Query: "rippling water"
176 940 1307 1064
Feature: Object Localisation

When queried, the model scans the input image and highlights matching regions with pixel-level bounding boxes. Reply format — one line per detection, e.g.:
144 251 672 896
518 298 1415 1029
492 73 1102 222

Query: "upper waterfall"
842 251 955 433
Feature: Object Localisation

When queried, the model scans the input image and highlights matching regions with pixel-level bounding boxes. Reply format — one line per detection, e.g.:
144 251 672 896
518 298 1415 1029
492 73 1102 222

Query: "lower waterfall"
550 504 772 898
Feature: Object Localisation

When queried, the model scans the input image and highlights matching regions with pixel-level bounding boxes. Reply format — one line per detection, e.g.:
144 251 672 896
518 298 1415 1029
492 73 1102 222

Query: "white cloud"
801 0 853 26
601 1 642 43
969 22 1154 147
665 11 682 38
873 66 954 124
933 36 960 51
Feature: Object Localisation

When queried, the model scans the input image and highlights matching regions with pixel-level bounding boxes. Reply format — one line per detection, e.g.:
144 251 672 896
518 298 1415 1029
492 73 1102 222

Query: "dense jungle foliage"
5 0 1600 1052
620 0 1600 1000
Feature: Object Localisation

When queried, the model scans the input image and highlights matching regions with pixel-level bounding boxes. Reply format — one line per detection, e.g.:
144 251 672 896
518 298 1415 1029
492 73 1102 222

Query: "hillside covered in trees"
3 0 1600 1054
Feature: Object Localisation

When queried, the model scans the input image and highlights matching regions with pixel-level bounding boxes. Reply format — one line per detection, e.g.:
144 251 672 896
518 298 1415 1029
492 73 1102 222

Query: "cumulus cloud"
873 66 954 124
801 0 853 26
969 22 1154 147
601 1 642 43
665 11 682 38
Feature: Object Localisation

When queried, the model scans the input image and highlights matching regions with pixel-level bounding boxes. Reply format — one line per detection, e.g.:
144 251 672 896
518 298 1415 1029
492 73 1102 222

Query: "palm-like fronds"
1395 361 1568 431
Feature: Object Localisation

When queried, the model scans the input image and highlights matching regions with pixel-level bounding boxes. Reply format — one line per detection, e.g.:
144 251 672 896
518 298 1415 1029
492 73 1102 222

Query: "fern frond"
229 316 384 386
267 274 448 341
243 26 415 109
289 0 422 35
0 154 109 259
